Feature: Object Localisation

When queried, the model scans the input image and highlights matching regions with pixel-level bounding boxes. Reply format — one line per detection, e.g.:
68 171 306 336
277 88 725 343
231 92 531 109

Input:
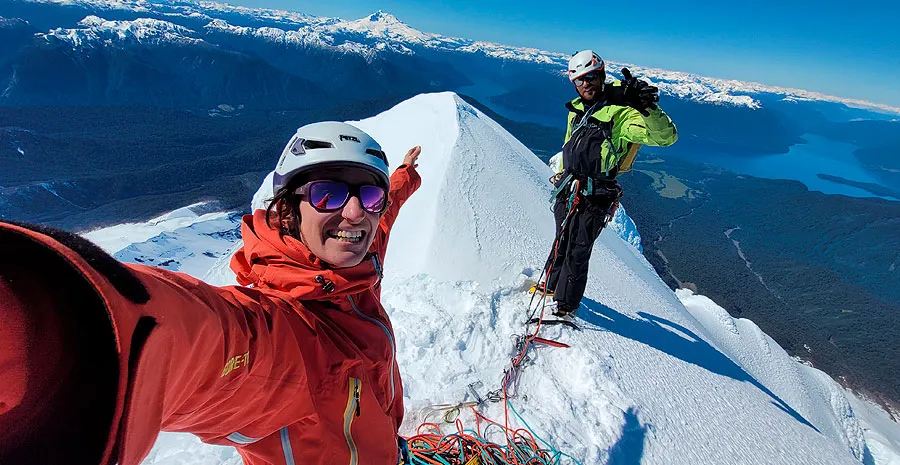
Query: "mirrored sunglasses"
573 71 603 86
296 180 387 214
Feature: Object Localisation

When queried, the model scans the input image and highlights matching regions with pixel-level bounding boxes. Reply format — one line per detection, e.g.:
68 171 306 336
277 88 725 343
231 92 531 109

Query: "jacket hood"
230 210 379 301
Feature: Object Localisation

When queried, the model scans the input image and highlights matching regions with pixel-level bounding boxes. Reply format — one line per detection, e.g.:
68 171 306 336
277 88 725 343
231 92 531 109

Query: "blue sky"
227 0 900 107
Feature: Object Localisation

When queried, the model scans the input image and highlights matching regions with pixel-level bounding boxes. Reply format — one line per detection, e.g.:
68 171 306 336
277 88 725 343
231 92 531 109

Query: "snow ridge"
41 15 204 47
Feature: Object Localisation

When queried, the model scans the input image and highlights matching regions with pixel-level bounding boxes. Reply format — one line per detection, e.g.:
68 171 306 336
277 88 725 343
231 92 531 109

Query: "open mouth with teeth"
327 229 366 243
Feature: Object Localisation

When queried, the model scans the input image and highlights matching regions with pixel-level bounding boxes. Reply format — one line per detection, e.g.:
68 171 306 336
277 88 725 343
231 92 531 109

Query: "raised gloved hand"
620 68 659 116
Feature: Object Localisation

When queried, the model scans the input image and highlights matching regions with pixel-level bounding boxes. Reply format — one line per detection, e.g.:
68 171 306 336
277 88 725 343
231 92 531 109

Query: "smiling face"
296 167 384 268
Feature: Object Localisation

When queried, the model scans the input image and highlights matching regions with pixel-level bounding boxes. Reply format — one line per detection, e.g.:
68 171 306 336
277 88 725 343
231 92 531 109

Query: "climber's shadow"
578 298 819 432
606 407 648 465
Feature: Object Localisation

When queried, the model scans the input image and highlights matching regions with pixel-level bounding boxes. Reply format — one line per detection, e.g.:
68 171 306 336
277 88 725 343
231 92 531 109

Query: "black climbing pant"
545 180 622 310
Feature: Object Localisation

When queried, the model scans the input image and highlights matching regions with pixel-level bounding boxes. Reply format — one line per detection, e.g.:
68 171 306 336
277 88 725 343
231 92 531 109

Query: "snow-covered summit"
82 91 900 464
355 10 409 32
327 9 429 47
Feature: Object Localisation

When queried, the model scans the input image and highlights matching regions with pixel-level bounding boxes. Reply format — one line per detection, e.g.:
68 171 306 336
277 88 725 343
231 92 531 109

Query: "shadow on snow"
606 407 648 465
577 297 819 433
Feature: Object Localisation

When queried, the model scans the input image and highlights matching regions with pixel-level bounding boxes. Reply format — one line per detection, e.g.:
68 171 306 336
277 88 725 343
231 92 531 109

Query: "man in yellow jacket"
541 50 678 317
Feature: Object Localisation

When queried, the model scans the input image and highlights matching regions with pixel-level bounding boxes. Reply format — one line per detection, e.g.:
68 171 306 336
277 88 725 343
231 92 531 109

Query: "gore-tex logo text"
340 135 360 142
221 351 250 377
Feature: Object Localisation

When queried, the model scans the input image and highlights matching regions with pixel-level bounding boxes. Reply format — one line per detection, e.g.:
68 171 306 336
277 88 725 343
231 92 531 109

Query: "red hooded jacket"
0 164 421 465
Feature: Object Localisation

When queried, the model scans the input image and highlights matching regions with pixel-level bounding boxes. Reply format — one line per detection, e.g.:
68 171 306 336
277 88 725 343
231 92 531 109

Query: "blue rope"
506 400 585 465
407 402 585 464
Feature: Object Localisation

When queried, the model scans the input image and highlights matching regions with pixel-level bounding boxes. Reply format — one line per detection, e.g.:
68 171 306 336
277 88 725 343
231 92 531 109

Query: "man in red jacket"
0 122 422 465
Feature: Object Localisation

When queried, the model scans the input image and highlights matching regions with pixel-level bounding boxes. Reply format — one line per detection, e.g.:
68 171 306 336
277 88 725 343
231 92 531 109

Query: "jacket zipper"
347 295 396 403
343 377 361 465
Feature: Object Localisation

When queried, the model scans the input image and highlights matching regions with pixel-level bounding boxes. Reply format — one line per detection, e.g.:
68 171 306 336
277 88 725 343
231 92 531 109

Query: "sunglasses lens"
575 72 601 85
308 181 349 211
359 185 387 213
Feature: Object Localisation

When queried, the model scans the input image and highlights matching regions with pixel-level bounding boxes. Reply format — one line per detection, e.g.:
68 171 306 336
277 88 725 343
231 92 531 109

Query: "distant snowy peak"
325 12 566 64
41 15 204 47
365 10 400 24
327 10 427 50
343 10 417 37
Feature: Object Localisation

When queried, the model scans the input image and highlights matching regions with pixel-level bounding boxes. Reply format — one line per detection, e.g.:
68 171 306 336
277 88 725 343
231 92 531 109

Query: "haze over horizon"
224 0 900 110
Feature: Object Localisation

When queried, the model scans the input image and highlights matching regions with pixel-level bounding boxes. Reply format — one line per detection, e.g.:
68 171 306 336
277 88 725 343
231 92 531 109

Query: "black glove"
620 68 659 116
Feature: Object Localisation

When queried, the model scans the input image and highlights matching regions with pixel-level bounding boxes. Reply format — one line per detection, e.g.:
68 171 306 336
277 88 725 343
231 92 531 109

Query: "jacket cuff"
394 163 421 186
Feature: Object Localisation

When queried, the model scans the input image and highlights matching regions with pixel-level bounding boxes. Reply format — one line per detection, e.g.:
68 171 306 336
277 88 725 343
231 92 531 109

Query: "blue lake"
683 134 896 201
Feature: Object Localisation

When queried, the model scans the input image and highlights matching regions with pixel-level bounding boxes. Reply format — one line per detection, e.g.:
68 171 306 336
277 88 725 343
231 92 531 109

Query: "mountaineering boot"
553 302 577 318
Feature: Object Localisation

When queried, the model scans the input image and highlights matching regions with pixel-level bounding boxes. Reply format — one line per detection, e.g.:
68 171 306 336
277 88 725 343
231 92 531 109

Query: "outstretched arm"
0 222 320 465
377 146 423 243
612 105 678 148
605 72 677 149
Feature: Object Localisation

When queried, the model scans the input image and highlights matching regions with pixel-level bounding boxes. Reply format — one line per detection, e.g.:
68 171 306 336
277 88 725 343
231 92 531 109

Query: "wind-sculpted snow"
23 0 900 113
78 92 898 464
848 395 900 465
676 289 868 458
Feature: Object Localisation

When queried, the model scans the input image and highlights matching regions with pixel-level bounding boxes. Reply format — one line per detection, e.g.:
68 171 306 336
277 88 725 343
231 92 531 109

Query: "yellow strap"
617 143 641 173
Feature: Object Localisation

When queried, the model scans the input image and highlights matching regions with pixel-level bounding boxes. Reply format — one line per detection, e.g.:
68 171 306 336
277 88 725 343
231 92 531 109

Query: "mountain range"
3 0 900 114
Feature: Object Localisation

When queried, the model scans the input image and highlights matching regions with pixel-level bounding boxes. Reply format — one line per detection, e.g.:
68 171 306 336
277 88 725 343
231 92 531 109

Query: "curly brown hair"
265 179 304 238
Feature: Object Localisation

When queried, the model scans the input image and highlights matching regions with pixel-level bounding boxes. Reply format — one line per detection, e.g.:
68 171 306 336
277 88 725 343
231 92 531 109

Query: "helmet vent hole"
303 139 334 150
366 149 388 163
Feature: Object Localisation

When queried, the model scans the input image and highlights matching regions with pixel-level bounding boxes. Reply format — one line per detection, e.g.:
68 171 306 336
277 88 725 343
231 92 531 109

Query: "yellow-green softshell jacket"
557 80 678 175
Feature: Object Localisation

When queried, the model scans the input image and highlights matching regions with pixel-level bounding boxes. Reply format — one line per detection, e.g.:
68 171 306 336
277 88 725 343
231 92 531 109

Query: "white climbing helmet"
567 50 605 82
272 121 390 193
